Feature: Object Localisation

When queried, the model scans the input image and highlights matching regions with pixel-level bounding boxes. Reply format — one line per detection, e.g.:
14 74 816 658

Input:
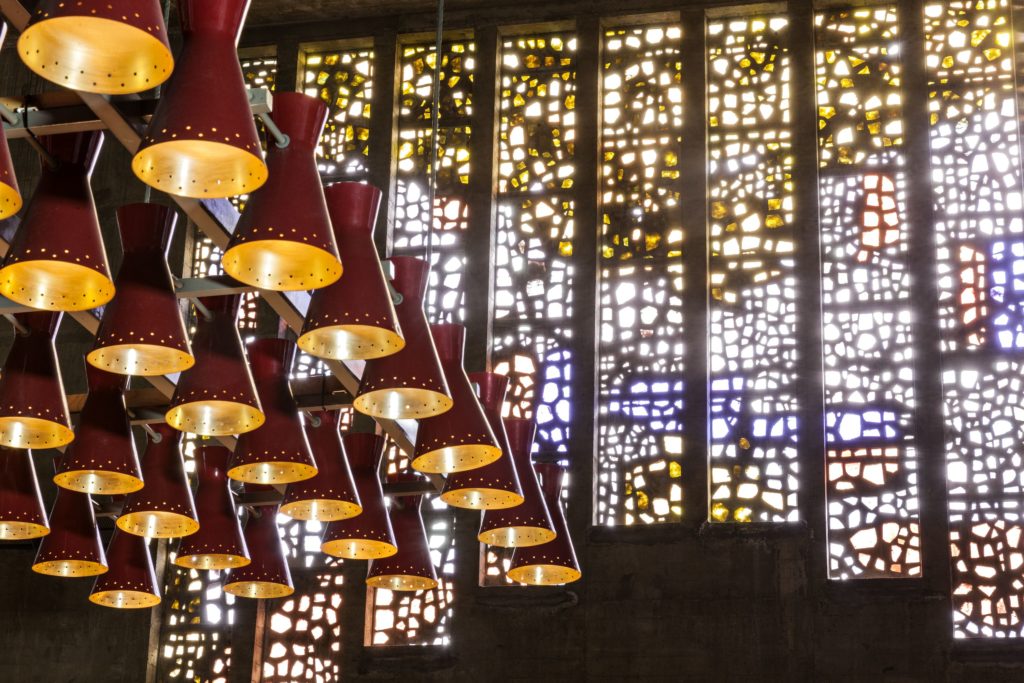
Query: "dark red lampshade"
507 463 581 586
0 131 114 311
223 92 341 291
413 324 502 474
89 531 161 609
0 311 74 449
17 0 172 95
298 182 405 360
117 424 199 539
224 487 294 599
54 365 143 495
88 204 194 376
321 433 396 559
0 24 21 220
175 446 250 570
354 257 452 420
0 446 48 540
280 410 361 521
132 0 267 199
440 373 523 510
478 417 555 547
32 487 107 577
165 294 265 436
366 477 438 592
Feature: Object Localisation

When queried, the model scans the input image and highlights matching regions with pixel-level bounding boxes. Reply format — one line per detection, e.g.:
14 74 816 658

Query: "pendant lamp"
32 487 107 577
321 433 397 559
224 487 294 599
354 257 452 420
89 531 161 609
0 131 114 311
228 339 317 485
175 446 250 570
507 463 581 586
280 409 361 521
298 182 404 360
54 365 143 495
0 446 48 540
440 373 524 510
413 324 502 474
165 294 264 437
366 476 438 592
223 93 342 291
132 0 267 199
0 24 22 220
88 204 194 376
0 311 74 449
17 0 172 95
118 424 199 539
478 417 555 547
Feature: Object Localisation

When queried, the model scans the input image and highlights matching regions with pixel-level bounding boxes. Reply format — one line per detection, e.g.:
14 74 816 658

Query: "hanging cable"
423 0 446 318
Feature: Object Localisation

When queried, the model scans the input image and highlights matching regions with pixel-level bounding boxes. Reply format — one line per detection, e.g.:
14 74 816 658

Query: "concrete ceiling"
245 0 503 26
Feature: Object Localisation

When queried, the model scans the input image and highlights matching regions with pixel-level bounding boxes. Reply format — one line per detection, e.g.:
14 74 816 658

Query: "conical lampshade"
281 410 361 521
413 324 502 474
298 182 404 360
54 365 142 495
32 487 107 577
0 131 114 311
89 531 160 609
132 0 267 199
224 487 294 599
507 463 581 585
366 478 438 592
175 446 250 570
321 433 396 559
88 204 194 376
228 339 317 485
0 446 48 540
354 257 452 419
165 294 265 436
478 417 555 547
440 373 523 510
118 424 199 538
223 93 341 291
0 311 74 449
17 0 173 95
0 24 22 221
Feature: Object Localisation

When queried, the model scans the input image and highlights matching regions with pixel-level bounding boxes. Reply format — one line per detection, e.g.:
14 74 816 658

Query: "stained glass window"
303 47 375 181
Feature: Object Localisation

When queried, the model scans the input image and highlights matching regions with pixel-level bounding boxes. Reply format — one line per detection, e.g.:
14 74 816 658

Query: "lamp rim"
297 325 406 362
0 521 49 540
478 525 558 548
222 240 343 292
173 552 251 571
116 510 200 539
223 580 295 599
89 589 162 609
506 563 582 586
132 140 268 200
353 388 453 421
165 400 266 437
53 470 144 496
32 559 108 577
0 260 115 311
411 443 503 475
365 574 439 592
0 181 22 221
279 498 362 522
226 461 319 486
439 487 525 511
320 538 398 560
0 416 74 450
87 344 195 377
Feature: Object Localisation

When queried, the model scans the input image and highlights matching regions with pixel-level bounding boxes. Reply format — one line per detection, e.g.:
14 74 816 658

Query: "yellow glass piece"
224 580 295 599
227 461 318 486
32 559 107 578
365 573 438 592
174 552 250 571
222 241 342 292
87 344 195 377
321 537 398 560
710 502 729 522
477 525 557 548
507 563 581 586
439 486 525 510
53 470 143 496
353 387 453 421
669 461 682 478
18 17 173 95
739 437 751 449
0 520 49 540
0 260 114 311
297 324 405 362
411 443 502 475
0 181 22 221
132 140 268 200
279 498 362 522
0 416 74 450
116 511 200 539
165 400 265 437
89 589 161 609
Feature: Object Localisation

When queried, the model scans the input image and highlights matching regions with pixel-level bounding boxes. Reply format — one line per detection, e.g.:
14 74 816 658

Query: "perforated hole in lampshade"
507 463 581 586
0 131 114 311
478 417 555 547
117 424 199 539
54 365 143 496
298 182 405 360
413 324 502 474
0 24 21 220
165 294 265 436
0 446 49 540
0 311 74 449
224 487 294 599
321 433 397 560
32 487 107 577
174 446 250 571
280 410 361 521
88 204 194 376
365 477 438 592
223 93 341 291
227 338 318 485
440 373 524 510
353 257 452 420
132 0 267 199
17 0 173 95
89 531 161 609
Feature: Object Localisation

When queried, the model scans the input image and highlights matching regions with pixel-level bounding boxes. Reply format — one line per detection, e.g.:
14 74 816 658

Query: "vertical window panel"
303 47 375 181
